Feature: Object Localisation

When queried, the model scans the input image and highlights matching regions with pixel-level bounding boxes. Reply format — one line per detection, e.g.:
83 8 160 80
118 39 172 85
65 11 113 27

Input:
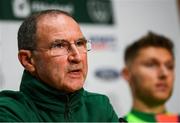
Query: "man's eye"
76 40 86 47
51 42 66 49
166 64 174 70
144 63 157 67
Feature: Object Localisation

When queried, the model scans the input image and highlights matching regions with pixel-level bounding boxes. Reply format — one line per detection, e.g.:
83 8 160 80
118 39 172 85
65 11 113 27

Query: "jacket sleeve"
103 95 119 122
0 91 27 122
0 106 22 122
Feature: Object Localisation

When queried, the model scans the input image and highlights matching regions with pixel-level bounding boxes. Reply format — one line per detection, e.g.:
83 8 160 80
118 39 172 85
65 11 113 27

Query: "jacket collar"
20 70 84 112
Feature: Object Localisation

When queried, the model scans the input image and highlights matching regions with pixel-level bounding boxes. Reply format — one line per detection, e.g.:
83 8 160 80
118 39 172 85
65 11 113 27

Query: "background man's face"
32 14 88 92
128 47 174 105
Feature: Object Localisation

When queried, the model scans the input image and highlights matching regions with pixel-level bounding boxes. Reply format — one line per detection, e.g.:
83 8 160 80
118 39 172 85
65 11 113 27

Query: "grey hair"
17 9 73 50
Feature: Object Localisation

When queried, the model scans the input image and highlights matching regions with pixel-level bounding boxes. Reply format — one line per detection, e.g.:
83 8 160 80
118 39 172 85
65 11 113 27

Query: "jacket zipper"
64 95 70 122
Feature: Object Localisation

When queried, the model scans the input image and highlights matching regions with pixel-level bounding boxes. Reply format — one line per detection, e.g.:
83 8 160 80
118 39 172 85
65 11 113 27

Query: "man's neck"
133 98 166 114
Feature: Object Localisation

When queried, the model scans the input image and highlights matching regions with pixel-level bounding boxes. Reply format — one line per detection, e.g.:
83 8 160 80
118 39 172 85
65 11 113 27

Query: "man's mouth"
70 69 81 73
68 69 82 78
156 82 168 91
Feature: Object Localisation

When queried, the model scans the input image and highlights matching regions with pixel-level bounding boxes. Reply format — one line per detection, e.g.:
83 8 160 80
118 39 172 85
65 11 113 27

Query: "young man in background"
121 31 179 122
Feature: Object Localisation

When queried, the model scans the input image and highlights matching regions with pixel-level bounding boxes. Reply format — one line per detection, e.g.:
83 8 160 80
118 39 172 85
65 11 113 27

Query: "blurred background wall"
0 0 179 116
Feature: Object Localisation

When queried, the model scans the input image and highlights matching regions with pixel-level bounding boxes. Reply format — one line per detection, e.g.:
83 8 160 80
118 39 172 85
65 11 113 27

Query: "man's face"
32 14 88 92
127 47 174 105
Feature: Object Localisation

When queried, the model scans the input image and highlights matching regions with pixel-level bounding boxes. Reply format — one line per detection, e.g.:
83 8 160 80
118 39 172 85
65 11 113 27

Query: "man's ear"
18 50 35 73
121 67 131 82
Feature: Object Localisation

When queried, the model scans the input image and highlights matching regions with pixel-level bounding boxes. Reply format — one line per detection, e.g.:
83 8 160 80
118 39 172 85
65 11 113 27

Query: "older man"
0 9 119 122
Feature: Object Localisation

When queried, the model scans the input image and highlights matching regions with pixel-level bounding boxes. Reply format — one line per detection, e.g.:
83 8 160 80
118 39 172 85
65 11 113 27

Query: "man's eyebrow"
48 39 66 48
75 37 86 41
49 39 65 46
53 39 66 42
142 57 160 62
52 37 86 42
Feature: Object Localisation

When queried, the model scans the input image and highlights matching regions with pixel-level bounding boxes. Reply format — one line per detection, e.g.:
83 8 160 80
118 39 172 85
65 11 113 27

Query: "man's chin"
65 82 84 92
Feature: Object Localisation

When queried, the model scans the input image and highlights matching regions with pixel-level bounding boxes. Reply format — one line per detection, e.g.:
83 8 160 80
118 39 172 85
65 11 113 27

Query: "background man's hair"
124 31 174 65
18 9 73 51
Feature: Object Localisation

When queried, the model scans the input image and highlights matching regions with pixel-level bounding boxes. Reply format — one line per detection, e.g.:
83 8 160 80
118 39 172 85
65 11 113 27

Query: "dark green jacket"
0 70 119 122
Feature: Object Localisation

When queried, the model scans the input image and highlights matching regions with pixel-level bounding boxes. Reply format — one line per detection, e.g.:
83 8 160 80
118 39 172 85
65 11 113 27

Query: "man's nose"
68 44 81 63
158 65 168 79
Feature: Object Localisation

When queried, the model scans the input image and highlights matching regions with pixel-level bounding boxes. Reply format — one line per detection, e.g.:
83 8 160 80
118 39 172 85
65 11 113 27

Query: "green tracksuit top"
124 109 180 122
0 70 119 122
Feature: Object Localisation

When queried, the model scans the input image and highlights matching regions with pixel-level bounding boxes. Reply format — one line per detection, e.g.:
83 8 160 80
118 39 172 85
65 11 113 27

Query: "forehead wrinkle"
135 47 174 63
36 14 83 44
127 47 174 68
